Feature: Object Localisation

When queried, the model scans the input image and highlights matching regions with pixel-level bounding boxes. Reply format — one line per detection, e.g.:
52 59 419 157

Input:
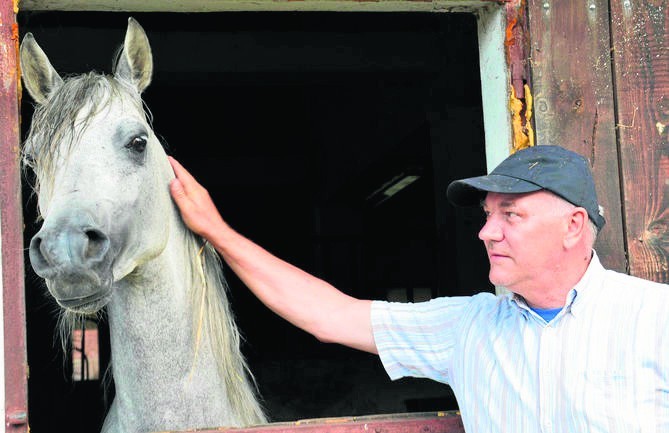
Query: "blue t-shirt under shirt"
530 306 562 322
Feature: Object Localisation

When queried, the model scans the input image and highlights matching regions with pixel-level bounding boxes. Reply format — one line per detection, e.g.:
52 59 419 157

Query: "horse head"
21 18 173 314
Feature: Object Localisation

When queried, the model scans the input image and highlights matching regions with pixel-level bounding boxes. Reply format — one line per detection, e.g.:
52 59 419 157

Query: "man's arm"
168 157 377 354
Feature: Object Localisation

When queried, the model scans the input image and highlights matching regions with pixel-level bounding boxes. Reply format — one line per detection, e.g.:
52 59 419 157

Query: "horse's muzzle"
29 214 114 311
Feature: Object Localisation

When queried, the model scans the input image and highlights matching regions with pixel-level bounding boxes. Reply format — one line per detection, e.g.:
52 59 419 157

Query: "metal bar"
0 0 28 431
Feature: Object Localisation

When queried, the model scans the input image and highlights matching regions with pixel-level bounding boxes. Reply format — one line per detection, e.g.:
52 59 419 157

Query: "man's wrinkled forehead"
480 191 538 208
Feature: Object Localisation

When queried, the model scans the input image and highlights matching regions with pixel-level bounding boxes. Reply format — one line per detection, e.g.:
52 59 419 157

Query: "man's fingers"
169 177 183 194
169 178 189 205
168 156 199 193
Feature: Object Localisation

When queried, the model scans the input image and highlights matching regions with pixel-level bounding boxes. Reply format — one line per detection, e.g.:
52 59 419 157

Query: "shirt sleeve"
371 296 476 384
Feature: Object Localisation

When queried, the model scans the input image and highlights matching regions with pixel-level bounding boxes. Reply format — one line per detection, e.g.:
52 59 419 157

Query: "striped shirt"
371 253 669 432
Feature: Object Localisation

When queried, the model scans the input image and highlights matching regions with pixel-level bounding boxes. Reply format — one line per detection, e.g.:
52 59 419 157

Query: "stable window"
10 3 514 433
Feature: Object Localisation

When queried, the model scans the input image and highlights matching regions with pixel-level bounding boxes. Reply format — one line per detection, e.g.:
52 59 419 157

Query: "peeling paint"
504 0 527 99
658 122 666 136
510 83 534 152
505 16 518 47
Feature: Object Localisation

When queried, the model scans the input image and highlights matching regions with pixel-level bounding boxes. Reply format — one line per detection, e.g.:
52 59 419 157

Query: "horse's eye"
126 136 147 153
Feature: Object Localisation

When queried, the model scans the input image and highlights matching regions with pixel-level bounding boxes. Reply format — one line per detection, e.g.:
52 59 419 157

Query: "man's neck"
519 250 593 309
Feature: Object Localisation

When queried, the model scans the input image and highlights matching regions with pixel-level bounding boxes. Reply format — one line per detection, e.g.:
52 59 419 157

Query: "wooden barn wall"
525 0 628 273
609 1 669 282
525 0 668 283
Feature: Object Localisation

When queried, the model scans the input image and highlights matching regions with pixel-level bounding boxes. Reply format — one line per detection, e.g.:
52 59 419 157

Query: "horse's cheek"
124 192 170 262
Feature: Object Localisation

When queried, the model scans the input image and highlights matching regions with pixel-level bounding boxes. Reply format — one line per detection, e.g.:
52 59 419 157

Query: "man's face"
479 191 572 294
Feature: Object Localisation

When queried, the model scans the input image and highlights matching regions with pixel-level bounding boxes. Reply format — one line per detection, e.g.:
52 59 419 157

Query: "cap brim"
447 174 543 206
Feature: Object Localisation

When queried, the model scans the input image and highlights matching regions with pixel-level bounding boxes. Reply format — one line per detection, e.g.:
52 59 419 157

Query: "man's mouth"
488 252 510 261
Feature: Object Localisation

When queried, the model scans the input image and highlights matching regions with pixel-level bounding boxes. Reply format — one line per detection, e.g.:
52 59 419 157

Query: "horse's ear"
20 33 64 105
114 17 153 93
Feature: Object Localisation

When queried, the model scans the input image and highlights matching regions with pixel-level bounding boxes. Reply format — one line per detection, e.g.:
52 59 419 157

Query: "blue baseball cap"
446 145 605 229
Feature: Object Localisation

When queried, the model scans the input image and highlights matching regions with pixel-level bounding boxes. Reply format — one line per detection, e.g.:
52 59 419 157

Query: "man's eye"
126 136 147 153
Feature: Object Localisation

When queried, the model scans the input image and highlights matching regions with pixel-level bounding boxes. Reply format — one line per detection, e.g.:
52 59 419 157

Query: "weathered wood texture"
166 412 465 433
526 0 627 273
610 1 669 282
0 0 29 431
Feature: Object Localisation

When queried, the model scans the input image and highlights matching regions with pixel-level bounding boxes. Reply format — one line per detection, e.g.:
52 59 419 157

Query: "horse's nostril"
86 229 104 242
29 235 49 268
84 229 110 261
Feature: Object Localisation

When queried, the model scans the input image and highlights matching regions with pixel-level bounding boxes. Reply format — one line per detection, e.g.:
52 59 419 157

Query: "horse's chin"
58 292 112 314
49 281 113 314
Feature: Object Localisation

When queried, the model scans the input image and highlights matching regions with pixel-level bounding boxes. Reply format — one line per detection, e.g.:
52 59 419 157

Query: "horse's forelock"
23 72 145 203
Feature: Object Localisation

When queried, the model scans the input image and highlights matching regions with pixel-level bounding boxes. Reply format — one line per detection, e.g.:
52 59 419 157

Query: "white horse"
20 18 266 433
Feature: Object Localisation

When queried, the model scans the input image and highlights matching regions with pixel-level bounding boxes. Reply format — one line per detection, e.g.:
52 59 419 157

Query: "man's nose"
478 216 503 242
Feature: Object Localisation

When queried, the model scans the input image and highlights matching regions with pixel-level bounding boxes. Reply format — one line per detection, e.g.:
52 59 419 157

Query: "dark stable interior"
18 10 492 433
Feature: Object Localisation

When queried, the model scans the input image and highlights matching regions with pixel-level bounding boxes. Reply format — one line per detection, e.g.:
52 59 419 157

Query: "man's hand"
168 156 227 239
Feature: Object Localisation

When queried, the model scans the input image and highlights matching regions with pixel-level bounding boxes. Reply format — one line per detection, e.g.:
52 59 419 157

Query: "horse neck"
105 208 243 430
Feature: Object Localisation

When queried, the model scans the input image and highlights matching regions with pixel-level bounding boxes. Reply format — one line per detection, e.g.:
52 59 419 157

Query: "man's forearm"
208 224 377 353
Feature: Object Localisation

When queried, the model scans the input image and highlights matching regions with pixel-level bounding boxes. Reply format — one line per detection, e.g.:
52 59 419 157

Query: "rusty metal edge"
156 412 464 433
0 0 29 431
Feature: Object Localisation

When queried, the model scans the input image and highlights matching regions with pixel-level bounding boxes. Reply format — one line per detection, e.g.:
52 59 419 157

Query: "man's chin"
488 271 512 289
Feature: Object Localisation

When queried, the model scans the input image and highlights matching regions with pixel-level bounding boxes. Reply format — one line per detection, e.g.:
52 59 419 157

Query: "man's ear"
564 207 588 249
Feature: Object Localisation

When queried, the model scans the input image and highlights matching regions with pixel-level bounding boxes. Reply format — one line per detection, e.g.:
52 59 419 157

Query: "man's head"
446 146 603 304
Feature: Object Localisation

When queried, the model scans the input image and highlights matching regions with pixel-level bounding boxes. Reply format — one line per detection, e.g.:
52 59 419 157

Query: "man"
168 145 669 432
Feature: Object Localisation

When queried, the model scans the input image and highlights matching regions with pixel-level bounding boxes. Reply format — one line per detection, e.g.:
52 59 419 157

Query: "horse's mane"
24 72 266 426
183 231 267 425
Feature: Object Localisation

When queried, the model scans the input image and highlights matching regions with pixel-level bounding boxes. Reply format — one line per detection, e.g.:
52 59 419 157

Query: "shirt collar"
568 250 605 317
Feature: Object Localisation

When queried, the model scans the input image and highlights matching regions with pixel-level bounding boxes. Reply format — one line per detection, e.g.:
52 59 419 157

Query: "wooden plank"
158 412 465 433
0 0 29 431
609 1 669 282
525 0 627 272
19 0 508 13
